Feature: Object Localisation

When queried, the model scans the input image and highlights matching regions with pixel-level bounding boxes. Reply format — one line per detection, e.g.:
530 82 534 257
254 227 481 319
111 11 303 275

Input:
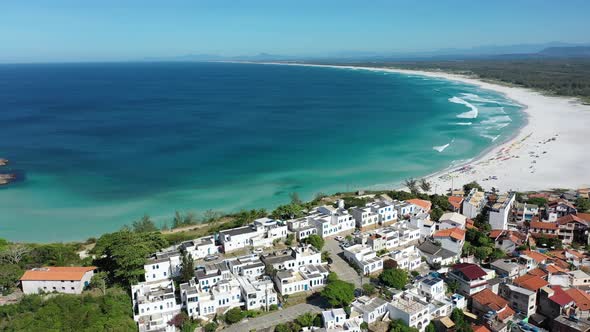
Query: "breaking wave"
449 96 479 119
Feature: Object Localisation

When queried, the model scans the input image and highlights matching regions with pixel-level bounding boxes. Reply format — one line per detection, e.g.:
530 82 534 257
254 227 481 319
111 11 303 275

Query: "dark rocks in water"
0 169 26 186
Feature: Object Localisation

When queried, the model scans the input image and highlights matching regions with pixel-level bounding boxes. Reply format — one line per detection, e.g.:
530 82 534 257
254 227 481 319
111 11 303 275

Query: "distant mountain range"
143 42 590 63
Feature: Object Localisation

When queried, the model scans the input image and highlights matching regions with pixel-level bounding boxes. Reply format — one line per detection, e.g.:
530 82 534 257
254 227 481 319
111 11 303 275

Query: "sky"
1 0 589 63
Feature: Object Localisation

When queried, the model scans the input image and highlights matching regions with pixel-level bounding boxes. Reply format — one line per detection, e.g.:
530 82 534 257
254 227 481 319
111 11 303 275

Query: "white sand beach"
262 62 590 193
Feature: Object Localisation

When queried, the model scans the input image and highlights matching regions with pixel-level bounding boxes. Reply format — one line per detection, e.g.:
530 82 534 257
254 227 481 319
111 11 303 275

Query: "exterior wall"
388 302 430 332
21 270 94 294
499 284 536 317
489 194 515 230
435 237 464 254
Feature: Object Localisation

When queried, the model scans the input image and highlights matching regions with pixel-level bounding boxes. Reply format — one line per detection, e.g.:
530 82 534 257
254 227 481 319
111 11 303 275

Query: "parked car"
204 255 219 261
253 248 264 254
335 236 344 242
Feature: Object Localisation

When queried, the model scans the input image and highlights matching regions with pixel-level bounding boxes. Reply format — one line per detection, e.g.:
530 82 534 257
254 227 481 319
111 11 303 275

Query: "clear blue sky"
1 0 589 62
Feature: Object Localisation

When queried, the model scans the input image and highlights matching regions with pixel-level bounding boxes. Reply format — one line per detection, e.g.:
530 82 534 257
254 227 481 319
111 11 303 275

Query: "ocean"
0 62 524 242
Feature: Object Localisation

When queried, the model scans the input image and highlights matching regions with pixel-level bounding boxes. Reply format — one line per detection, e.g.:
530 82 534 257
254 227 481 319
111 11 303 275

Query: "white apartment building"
409 213 435 238
132 280 182 332
218 224 264 253
274 264 329 295
144 251 181 283
432 227 465 254
489 193 516 230
322 308 347 329
438 212 467 230
390 246 422 271
286 217 317 240
312 203 355 238
235 275 278 311
343 244 384 275
178 235 218 260
388 296 431 332
372 200 398 225
447 263 488 296
180 278 242 318
417 275 445 301
20 266 96 295
195 263 230 291
251 217 290 247
225 254 265 279
351 205 380 230
462 189 487 219
351 296 389 324
394 200 418 217
261 245 323 271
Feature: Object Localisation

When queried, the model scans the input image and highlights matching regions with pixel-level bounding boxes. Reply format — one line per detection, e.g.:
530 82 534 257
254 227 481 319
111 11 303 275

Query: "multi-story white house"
225 254 265 279
178 236 218 260
343 244 384 275
274 264 329 295
144 251 181 283
286 217 317 240
261 245 322 271
409 213 435 238
391 222 421 247
351 205 380 231
372 200 398 226
395 200 418 217
235 275 278 311
132 280 182 332
312 203 355 238
447 263 488 296
390 246 422 271
218 225 265 253
351 296 389 324
180 278 242 318
417 241 459 267
195 264 228 292
462 189 487 219
432 227 465 255
322 308 347 330
20 266 96 295
388 295 431 332
437 212 467 230
489 193 516 230
251 217 289 247
417 275 445 301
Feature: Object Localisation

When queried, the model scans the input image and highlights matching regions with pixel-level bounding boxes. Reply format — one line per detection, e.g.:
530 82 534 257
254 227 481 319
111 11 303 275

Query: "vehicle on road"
253 248 264 254
335 236 344 242
204 255 219 261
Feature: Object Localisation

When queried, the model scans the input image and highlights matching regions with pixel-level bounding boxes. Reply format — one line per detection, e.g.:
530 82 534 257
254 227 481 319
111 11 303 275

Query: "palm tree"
419 179 432 192
404 178 419 195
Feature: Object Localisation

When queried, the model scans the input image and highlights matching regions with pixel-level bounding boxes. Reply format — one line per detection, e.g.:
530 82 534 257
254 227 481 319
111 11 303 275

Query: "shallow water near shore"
0 62 523 242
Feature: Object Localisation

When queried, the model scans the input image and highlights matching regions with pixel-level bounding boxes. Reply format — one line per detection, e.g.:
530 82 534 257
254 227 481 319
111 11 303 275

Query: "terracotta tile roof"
530 221 558 230
557 214 588 226
547 250 567 260
521 250 549 263
472 289 514 320
549 286 574 306
406 199 432 212
513 274 549 291
530 232 559 239
553 259 571 269
20 266 96 281
566 249 585 259
527 268 548 278
448 196 463 210
489 229 504 239
566 288 590 311
465 219 477 230
472 325 492 332
577 213 590 222
452 263 487 280
544 264 569 274
548 199 576 209
434 227 465 241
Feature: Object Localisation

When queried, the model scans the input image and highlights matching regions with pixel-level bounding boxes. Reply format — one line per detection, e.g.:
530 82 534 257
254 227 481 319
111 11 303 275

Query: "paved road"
221 303 323 332
324 238 362 287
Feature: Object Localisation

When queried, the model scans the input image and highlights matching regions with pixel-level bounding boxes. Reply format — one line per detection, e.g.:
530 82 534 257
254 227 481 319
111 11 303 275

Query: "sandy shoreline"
256 62 590 193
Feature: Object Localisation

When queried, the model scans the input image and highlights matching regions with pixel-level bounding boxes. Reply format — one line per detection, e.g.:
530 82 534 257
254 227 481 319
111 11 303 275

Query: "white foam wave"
455 122 472 126
481 134 500 141
461 93 521 107
433 139 455 153
449 96 479 119
480 115 512 125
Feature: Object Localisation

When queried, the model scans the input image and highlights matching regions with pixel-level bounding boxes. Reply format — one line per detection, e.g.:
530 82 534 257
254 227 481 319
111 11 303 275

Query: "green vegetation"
305 234 325 250
224 307 246 324
576 197 590 212
362 283 376 295
389 319 419 332
463 228 504 260
536 235 563 249
526 197 548 207
379 268 408 289
451 308 474 332
132 214 159 233
0 289 136 331
321 272 355 307
179 250 195 283
463 181 483 193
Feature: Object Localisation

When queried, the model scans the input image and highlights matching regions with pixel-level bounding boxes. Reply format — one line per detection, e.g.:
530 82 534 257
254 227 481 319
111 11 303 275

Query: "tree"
389 319 419 332
379 268 408 289
289 192 302 205
430 207 444 221
447 280 459 294
89 271 109 295
224 307 245 324
92 230 168 285
0 264 23 295
321 251 331 263
425 322 436 332
463 181 483 193
272 203 304 220
169 312 189 329
419 179 432 193
404 178 419 196
0 244 30 264
179 251 194 283
132 214 158 233
527 197 548 207
284 233 295 246
362 283 376 295
204 322 218 332
296 312 316 327
306 234 325 250
474 246 493 261
321 279 355 307
576 197 590 212
360 322 369 330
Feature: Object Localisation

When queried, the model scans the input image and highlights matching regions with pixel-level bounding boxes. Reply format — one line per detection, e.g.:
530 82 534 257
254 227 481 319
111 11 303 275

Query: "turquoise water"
0 62 524 242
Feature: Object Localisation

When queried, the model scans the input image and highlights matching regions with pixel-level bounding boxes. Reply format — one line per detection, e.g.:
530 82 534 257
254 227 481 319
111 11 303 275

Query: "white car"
335 236 344 242
253 248 264 254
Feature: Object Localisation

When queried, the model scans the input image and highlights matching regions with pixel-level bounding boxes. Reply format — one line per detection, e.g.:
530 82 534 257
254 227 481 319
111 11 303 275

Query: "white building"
343 244 384 275
179 236 218 260
351 205 380 230
409 213 435 238
274 264 329 295
489 193 516 230
417 241 459 267
195 263 230 291
132 279 182 332
144 251 182 283
351 296 389 324
438 212 467 230
417 275 445 301
432 227 465 255
286 217 317 240
372 200 398 225
462 189 487 219
218 224 264 253
391 222 421 247
388 296 431 332
312 203 355 238
225 254 265 279
390 246 422 271
235 275 278 311
261 245 323 271
180 278 242 318
20 266 96 295
322 308 347 329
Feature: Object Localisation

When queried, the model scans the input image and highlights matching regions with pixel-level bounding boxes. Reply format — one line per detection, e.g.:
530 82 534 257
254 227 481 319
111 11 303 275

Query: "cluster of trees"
275 312 322 332
321 272 355 308
379 267 408 290
463 228 505 261
0 289 136 331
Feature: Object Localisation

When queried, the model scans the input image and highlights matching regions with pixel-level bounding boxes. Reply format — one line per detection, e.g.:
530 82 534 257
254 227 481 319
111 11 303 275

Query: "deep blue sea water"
0 62 523 241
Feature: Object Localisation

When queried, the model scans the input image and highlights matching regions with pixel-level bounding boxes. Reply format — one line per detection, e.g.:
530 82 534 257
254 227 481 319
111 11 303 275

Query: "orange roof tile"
521 250 550 263
557 214 588 226
566 249 585 259
489 229 504 239
513 274 549 291
577 213 590 222
472 289 514 321
434 227 466 241
472 325 492 332
406 199 432 212
448 196 463 210
465 219 477 230
565 288 590 311
527 268 548 278
20 266 96 281
544 264 569 274
530 221 558 230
